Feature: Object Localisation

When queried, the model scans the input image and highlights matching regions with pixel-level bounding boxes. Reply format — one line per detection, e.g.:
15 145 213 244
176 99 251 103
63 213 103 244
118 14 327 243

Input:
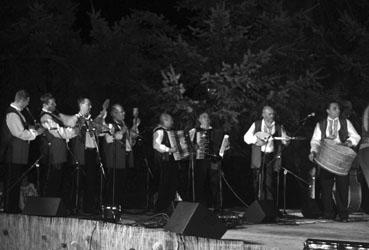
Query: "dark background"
1 0 369 209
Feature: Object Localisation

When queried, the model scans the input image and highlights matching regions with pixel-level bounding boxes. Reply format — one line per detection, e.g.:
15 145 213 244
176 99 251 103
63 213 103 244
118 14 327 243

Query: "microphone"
299 112 315 124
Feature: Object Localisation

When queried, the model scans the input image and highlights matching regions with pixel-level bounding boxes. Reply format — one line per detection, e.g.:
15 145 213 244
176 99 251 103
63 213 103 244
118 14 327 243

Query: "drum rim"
314 158 349 176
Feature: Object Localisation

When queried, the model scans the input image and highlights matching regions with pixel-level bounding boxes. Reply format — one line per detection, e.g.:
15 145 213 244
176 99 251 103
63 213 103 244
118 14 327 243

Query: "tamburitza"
314 139 357 176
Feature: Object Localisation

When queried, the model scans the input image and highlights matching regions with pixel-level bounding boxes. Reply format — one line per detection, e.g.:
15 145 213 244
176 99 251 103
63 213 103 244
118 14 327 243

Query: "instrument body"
131 108 141 146
254 131 303 146
314 139 357 176
347 165 362 212
167 130 189 161
196 130 210 160
74 99 111 136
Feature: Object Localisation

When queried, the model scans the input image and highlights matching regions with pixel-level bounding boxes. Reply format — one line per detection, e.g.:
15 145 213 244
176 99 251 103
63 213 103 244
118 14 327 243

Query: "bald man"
244 106 289 203
152 113 178 213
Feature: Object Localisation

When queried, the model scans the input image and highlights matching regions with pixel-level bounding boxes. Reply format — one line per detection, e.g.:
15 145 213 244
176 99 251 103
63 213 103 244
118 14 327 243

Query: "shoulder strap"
339 118 349 142
319 119 327 139
254 120 262 133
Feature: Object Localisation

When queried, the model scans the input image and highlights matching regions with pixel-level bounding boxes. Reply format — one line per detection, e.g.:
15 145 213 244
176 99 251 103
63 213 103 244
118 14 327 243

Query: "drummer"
309 101 361 222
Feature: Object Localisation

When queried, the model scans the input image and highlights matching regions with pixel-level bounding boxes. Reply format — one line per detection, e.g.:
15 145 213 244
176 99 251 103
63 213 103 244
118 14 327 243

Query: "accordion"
167 130 190 161
196 130 229 160
196 130 211 160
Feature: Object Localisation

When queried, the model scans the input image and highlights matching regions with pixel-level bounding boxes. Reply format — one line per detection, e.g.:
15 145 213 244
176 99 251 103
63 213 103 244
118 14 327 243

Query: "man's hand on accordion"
168 147 177 153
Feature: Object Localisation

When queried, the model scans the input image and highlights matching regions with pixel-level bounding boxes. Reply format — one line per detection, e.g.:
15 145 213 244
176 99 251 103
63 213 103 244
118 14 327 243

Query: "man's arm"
41 114 76 140
6 113 36 141
309 123 322 162
346 120 361 146
153 130 171 153
310 123 322 153
244 122 257 144
281 126 290 145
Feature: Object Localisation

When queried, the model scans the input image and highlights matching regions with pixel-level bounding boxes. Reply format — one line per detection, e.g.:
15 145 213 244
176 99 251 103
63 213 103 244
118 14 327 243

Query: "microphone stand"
90 127 105 214
6 155 43 196
273 114 313 216
185 131 196 202
281 166 310 215
65 140 83 214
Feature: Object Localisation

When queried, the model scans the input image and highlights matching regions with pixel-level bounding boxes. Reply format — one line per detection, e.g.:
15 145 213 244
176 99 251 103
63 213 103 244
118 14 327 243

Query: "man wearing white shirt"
39 93 77 206
244 106 289 202
0 90 40 213
70 98 105 214
309 101 360 221
152 113 177 213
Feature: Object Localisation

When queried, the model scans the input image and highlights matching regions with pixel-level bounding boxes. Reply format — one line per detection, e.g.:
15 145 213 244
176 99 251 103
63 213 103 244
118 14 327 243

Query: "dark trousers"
79 149 99 213
194 159 211 206
156 159 178 212
43 163 73 209
105 168 127 207
319 168 348 219
4 164 24 213
208 162 221 209
43 163 64 197
252 153 276 201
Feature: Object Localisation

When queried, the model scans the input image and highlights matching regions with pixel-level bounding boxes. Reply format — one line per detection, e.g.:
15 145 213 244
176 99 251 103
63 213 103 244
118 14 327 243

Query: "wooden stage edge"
1 212 369 250
0 213 263 250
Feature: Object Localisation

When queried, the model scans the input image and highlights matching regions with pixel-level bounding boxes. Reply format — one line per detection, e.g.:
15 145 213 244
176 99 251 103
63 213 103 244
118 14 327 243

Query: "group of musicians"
1 90 368 222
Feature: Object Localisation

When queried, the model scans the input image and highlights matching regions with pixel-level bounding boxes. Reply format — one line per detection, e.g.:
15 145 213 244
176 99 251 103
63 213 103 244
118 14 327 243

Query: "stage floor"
222 211 369 249
117 209 369 250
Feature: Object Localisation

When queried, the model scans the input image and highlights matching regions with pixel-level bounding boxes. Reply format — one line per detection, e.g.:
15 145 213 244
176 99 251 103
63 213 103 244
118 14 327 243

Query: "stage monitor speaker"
164 202 227 239
244 200 276 223
23 197 66 217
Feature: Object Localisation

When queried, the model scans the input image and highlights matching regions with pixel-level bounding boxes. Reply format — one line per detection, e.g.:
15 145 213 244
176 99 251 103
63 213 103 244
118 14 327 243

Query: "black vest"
39 111 68 165
0 106 30 164
251 120 282 169
153 126 171 161
319 118 348 143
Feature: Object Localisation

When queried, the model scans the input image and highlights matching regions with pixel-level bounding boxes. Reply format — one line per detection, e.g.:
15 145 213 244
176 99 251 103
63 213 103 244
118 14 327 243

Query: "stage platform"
0 210 368 250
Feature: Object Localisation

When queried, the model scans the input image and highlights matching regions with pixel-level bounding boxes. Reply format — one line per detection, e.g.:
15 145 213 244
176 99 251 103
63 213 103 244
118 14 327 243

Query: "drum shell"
314 139 356 176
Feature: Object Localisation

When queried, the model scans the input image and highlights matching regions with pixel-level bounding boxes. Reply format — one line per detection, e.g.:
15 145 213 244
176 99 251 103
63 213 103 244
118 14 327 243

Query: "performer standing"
39 93 77 205
153 113 177 213
309 101 360 221
0 90 41 213
189 112 229 207
244 106 289 202
103 104 134 208
359 104 369 212
70 98 105 214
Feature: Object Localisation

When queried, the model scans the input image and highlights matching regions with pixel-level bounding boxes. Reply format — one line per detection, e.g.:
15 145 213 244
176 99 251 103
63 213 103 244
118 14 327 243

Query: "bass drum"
314 139 357 176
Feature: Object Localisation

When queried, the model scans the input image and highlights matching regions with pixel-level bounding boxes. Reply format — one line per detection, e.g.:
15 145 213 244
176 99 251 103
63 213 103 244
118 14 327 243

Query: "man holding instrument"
70 98 107 214
189 112 229 208
0 90 43 213
103 104 134 208
153 113 178 213
39 93 78 207
244 106 289 203
309 101 360 221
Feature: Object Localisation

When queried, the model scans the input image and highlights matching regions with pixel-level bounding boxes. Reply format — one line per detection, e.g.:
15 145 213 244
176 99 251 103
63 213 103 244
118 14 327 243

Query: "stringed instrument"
131 107 142 146
75 99 112 135
254 131 305 146
347 158 362 212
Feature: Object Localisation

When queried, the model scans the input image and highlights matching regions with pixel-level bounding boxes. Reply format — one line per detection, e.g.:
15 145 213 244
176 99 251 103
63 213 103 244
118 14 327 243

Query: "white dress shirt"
6 103 37 141
244 120 287 153
310 117 361 153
